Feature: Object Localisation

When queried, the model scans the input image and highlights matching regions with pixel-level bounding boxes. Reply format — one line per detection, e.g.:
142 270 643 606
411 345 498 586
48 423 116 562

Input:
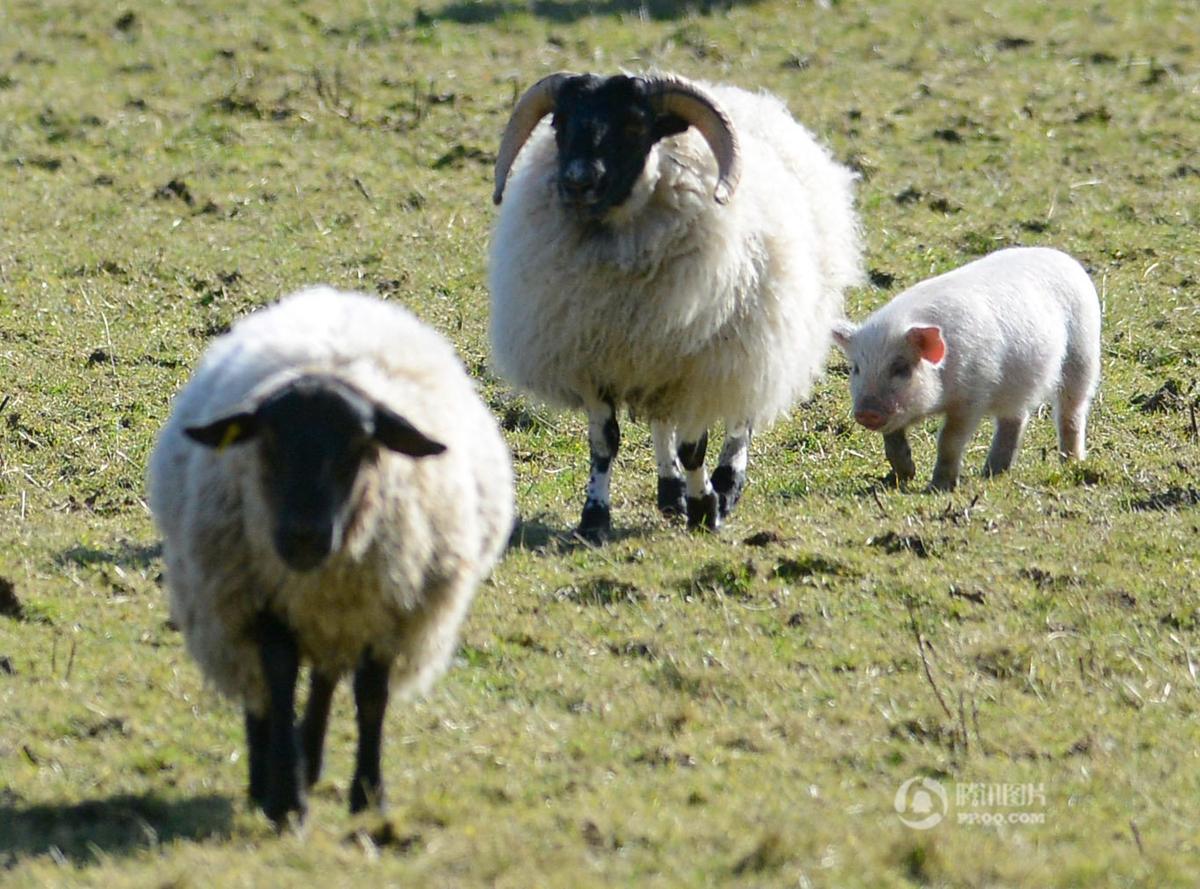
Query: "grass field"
1 0 1198 885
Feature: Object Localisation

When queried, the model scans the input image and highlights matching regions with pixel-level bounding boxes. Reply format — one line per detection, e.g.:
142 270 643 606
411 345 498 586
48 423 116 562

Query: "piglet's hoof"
685 493 720 532
928 474 958 492
884 462 916 485
577 500 611 543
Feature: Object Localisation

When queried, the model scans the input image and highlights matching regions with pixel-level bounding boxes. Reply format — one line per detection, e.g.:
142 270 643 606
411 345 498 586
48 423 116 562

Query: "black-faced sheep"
148 287 514 826
489 72 863 539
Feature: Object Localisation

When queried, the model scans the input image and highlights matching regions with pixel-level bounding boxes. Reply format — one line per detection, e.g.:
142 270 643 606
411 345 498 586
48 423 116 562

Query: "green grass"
1 0 1198 885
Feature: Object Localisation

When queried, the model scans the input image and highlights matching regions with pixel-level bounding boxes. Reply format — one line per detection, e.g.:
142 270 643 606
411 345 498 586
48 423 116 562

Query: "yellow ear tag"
217 422 242 452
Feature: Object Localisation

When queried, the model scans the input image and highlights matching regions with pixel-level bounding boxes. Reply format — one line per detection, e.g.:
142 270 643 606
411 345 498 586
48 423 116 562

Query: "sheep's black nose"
276 524 332 572
560 159 601 197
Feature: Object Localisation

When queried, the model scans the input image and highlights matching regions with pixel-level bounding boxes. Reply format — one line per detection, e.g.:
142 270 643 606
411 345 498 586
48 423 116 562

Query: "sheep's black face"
551 75 689 219
252 384 376 572
185 377 448 574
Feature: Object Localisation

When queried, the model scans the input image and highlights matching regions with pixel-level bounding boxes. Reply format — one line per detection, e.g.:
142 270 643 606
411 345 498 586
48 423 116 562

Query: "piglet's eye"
890 361 911 378
851 364 860 375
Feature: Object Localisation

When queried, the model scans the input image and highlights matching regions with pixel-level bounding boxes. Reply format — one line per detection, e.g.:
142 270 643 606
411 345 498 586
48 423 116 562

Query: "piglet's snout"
854 398 890 431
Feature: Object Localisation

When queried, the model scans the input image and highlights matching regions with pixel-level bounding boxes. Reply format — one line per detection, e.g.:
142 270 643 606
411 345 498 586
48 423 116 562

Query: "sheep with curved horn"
489 71 863 538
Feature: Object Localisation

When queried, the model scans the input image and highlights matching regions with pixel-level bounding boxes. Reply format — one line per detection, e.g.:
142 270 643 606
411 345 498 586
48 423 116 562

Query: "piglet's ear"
373 407 447 458
905 325 946 366
831 319 858 353
185 413 259 450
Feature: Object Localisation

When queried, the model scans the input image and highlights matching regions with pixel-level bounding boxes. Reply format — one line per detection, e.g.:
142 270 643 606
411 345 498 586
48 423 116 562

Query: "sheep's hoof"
710 465 745 518
264 789 307 830
656 477 686 517
577 500 611 543
248 775 271 810
686 493 720 532
349 777 385 815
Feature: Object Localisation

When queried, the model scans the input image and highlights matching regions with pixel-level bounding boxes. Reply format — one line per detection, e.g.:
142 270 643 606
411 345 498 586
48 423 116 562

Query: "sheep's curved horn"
493 72 575 205
646 76 741 204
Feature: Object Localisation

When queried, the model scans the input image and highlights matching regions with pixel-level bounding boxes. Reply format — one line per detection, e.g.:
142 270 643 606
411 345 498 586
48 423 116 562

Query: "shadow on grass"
1129 486 1199 512
55 540 162 569
775 473 913 505
508 514 653 552
0 792 233 866
419 0 763 25
854 474 916 498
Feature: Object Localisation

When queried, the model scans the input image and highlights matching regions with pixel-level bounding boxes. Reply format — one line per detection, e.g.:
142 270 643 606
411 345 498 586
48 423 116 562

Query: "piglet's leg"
883 430 916 483
652 421 686 517
1055 386 1093 460
712 422 751 519
930 410 981 492
984 414 1028 477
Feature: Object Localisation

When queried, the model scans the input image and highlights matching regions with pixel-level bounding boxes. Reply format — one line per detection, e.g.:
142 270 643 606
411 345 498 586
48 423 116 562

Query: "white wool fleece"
488 81 864 434
148 287 514 713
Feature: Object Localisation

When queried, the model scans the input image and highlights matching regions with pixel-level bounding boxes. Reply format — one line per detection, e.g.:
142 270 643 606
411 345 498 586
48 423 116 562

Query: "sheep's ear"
905 325 946 366
831 320 858 353
373 407 447 458
185 413 259 450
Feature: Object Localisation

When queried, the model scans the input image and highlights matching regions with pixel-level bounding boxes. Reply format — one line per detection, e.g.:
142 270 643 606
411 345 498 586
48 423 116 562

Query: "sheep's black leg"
652 421 686 517
255 611 305 827
578 401 619 542
712 423 751 519
245 709 270 808
349 653 391 814
679 431 719 531
301 670 337 789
